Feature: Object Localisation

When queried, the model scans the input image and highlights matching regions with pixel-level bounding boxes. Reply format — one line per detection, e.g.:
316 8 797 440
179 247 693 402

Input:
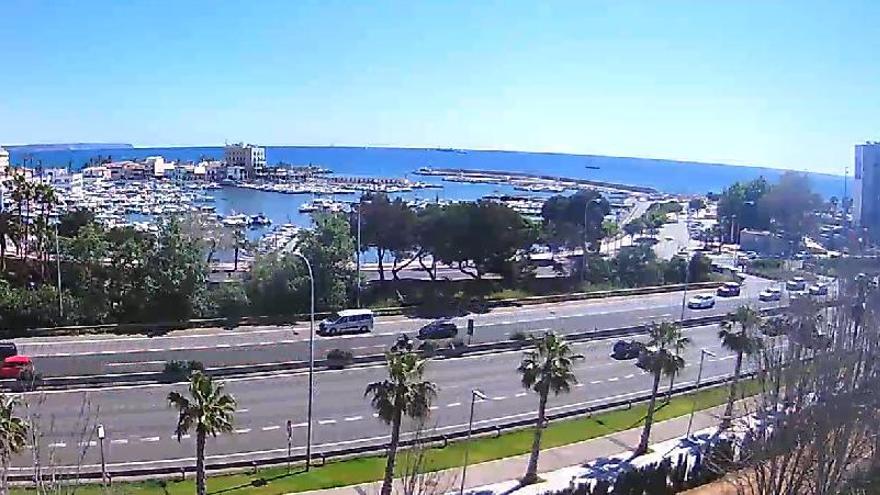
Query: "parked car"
809 283 829 296
317 309 374 336
611 340 645 360
716 282 741 297
786 277 807 292
0 356 33 379
418 320 458 340
0 342 18 360
759 287 783 302
687 294 716 309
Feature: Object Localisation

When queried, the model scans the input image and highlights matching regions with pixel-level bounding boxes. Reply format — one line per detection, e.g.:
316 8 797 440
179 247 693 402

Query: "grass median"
13 381 756 495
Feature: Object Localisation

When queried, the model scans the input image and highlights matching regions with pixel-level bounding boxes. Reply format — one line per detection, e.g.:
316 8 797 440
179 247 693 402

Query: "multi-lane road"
6 276 786 474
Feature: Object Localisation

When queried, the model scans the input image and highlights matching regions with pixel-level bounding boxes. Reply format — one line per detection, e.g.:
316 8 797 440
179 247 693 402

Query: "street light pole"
459 389 488 495
293 252 315 471
686 349 716 438
97 424 107 487
356 199 362 308
55 221 63 317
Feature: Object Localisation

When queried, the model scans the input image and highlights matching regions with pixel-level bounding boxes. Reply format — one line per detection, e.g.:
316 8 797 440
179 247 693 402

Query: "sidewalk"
301 403 731 495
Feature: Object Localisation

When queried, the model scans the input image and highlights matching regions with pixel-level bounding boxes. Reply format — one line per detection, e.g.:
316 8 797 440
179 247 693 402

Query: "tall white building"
0 146 9 174
854 142 880 238
223 143 265 180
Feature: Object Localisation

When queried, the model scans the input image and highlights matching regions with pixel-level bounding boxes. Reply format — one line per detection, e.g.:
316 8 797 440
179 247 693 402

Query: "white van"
318 309 374 336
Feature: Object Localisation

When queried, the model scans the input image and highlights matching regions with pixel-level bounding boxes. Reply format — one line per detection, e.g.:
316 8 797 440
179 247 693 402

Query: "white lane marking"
262 426 281 432
344 416 363 422
217 344 231 348
373 344 386 348
608 377 619 382
515 392 528 397
447 402 462 407
372 413 380 418
575 383 584 388
624 374 635 379
428 406 439 411
141 437 160 443
48 442 66 448
236 408 250 413
590 380 602 385
106 360 166 368
318 419 337 425
493 396 507 401
291 422 308 428
235 428 252 434
177 434 191 440
111 439 129 445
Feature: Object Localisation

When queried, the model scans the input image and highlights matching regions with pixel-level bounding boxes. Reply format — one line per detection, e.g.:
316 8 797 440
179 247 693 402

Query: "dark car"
418 320 458 340
611 340 645 360
716 282 741 297
0 342 18 360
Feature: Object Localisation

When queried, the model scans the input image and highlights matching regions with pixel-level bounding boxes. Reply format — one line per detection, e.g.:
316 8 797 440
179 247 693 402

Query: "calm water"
8 145 850 232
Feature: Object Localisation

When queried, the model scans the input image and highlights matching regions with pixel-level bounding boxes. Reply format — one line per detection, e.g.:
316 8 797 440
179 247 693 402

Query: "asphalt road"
9 322 781 472
17 276 779 377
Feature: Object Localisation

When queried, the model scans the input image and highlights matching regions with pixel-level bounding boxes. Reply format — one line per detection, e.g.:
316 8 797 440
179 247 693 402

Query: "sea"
7 146 851 233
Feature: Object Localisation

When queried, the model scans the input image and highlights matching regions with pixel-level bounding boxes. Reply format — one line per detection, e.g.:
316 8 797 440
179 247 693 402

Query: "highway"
8 322 780 473
16 276 779 377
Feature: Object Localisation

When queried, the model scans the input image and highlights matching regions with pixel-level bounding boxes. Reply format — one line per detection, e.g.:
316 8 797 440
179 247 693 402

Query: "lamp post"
292 252 315 470
459 389 488 495
686 349 716 438
355 199 362 308
54 221 63 317
97 424 107 486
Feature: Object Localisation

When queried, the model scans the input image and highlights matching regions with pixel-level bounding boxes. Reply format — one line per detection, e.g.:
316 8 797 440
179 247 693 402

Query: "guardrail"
1 305 779 392
17 281 723 338
7 371 748 483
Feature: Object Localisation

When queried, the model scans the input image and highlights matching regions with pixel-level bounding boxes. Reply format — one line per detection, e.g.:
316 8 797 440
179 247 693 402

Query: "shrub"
510 330 533 342
162 360 204 382
326 348 354 369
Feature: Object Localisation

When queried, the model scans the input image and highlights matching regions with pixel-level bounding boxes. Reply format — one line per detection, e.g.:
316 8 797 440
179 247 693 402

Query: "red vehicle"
0 355 34 379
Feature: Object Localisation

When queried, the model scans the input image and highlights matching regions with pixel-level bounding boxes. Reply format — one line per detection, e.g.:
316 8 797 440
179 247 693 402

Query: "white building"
43 168 83 193
854 142 880 239
0 146 9 174
223 143 265 180
226 165 247 181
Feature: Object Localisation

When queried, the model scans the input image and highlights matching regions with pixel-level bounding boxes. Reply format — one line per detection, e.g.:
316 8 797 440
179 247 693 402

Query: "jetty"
414 167 656 194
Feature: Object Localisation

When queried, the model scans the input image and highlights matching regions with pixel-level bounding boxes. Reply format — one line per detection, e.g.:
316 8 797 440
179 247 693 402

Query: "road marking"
590 380 602 385
235 428 252 434
262 426 281 432
236 408 250 413
318 419 337 425
493 396 507 401
608 377 619 382
291 422 308 428
575 383 584 388
515 392 528 397
111 439 129 445
217 344 231 348
344 416 363 422
106 360 166 368
428 406 439 411
48 442 66 448
177 434 191 440
624 374 635 379
447 402 461 407
141 437 160 443
372 413 380 418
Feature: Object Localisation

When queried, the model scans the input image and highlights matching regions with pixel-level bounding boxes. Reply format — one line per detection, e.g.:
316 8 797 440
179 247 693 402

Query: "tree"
0 212 12 271
718 306 761 429
541 190 610 252
357 194 419 281
298 213 355 310
365 351 437 495
0 394 30 493
57 208 96 238
623 219 643 241
146 220 207 321
717 178 771 242
759 171 822 246
614 244 662 288
688 198 705 211
168 372 236 495
635 322 689 456
517 332 583 484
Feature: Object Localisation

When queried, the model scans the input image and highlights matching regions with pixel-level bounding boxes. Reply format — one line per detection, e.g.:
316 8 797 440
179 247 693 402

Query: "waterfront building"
224 143 265 180
226 165 247 181
145 156 172 178
0 146 8 174
42 168 83 193
82 165 111 180
107 160 147 181
854 142 880 240
200 160 226 181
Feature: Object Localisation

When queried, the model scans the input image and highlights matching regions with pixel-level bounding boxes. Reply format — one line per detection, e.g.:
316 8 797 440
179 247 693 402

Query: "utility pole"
55 222 63 317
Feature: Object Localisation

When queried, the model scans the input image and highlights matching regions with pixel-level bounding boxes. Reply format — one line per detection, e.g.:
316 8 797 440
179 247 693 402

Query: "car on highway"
786 277 807 292
716 282 741 297
0 355 33 379
418 320 458 340
687 294 716 309
759 287 783 302
0 342 17 360
611 339 645 360
808 283 829 296
317 309 374 336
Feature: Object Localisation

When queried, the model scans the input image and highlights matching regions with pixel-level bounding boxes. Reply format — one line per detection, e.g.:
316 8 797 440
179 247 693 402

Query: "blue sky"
2 0 878 174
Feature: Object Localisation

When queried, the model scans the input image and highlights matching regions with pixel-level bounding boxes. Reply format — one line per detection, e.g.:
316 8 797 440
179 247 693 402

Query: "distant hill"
5 143 133 152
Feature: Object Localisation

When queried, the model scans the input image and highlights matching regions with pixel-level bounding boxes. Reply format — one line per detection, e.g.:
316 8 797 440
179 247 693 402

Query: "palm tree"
365 351 437 495
635 322 690 456
518 332 583 484
718 306 762 429
0 394 29 493
168 372 236 495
